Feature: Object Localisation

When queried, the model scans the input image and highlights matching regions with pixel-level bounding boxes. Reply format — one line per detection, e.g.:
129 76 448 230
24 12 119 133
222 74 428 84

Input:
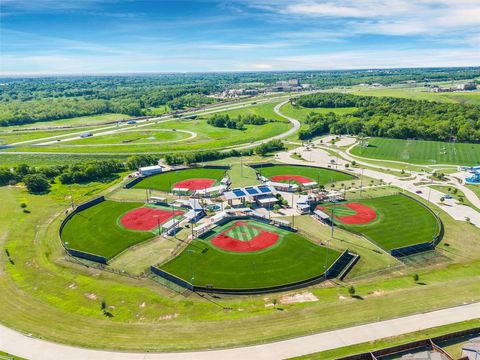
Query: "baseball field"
159 219 341 290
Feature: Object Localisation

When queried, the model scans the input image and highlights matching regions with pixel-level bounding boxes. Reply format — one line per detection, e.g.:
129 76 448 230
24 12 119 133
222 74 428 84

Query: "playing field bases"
317 194 440 252
159 219 342 290
255 164 355 186
133 167 227 192
61 200 184 259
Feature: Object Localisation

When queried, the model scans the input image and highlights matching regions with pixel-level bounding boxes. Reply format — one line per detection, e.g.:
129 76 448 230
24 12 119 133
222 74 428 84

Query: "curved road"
1 302 479 360
2 100 479 359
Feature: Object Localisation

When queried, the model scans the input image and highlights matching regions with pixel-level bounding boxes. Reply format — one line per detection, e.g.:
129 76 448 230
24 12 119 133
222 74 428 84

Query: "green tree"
23 174 50 193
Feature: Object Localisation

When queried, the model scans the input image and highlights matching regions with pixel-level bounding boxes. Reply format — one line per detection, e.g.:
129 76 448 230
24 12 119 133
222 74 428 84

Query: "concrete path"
1 302 479 360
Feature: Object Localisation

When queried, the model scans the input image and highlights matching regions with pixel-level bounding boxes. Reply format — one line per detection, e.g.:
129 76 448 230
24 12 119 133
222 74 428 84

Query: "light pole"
290 180 295 228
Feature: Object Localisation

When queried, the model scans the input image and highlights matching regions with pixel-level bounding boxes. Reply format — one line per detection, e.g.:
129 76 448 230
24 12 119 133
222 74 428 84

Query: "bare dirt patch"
280 291 318 305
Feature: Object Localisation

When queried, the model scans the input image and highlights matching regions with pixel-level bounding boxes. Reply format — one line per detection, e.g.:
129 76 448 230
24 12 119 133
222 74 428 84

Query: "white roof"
150 196 166 201
257 196 278 204
163 218 179 229
189 199 203 211
314 209 330 219
172 187 190 192
266 181 299 189
139 165 162 171
194 184 227 195
297 195 311 204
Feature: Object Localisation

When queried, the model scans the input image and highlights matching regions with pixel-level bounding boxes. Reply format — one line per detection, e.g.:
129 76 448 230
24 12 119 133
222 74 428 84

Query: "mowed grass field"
322 194 439 251
350 137 480 165
61 200 154 259
6 118 291 153
160 219 341 289
0 126 99 145
281 102 357 122
5 113 133 130
214 101 287 122
133 167 227 192
256 165 356 185
65 129 191 145
346 85 480 105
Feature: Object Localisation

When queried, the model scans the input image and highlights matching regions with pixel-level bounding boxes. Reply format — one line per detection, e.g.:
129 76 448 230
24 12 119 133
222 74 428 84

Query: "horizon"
1 65 479 79
1 0 479 75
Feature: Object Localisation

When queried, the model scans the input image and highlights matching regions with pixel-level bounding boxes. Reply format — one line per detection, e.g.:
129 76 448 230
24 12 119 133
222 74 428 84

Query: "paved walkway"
1 302 479 360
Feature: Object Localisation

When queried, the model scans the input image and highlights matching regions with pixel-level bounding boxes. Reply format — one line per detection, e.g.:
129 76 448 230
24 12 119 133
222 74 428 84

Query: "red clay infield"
173 178 216 191
271 175 314 184
211 221 279 252
318 202 377 225
120 207 184 231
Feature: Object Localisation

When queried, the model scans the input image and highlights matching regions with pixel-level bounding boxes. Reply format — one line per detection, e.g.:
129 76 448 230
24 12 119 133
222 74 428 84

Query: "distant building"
139 165 163 176
457 82 477 91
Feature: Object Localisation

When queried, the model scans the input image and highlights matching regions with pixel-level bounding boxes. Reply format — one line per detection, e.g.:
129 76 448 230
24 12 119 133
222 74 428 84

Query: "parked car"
416 190 423 194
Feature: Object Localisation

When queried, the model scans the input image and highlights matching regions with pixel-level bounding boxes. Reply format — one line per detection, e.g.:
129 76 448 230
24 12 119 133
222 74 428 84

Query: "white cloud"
234 48 480 71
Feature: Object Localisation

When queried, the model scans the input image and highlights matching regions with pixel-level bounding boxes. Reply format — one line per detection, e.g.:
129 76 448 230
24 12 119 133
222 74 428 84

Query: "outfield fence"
320 192 443 258
59 196 109 264
123 165 231 189
249 162 358 180
390 193 444 258
151 249 359 295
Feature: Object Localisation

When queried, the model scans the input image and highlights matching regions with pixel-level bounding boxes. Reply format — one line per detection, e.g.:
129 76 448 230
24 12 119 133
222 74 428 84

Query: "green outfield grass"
160 219 341 289
321 194 439 251
256 164 356 185
64 129 191 145
132 167 227 192
350 137 480 165
61 200 154 259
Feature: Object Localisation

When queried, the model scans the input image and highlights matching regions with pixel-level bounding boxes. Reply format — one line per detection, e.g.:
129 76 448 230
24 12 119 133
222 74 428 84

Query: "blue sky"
1 0 479 75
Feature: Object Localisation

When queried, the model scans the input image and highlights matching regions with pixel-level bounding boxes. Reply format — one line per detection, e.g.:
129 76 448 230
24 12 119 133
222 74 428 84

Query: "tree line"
0 140 286 193
295 93 480 142
207 114 270 130
2 67 478 127
0 155 158 193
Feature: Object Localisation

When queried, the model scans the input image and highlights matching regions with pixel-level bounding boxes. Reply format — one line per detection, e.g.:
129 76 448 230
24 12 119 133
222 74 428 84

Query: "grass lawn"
0 126 98 145
0 351 25 360
345 85 480 105
256 164 356 185
321 194 440 251
281 102 357 122
430 185 480 212
61 200 155 259
5 113 132 129
350 137 480 166
160 219 341 289
214 101 287 122
0 153 130 167
0 186 480 352
7 119 291 153
65 129 190 145
133 167 227 192
467 184 480 200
